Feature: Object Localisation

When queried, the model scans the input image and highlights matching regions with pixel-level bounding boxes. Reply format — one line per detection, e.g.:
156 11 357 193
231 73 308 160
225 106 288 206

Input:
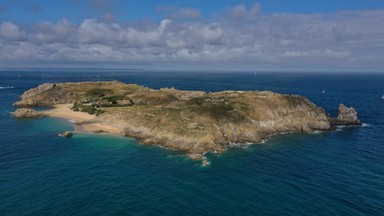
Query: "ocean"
0 70 383 215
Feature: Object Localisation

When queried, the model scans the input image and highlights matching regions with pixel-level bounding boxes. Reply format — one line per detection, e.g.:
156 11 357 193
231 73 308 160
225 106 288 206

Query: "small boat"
322 89 325 94
382 95 384 99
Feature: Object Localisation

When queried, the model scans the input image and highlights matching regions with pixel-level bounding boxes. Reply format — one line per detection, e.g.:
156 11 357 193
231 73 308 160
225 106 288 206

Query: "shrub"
86 88 112 98
71 102 80 111
95 109 105 116
127 98 134 106
80 105 97 115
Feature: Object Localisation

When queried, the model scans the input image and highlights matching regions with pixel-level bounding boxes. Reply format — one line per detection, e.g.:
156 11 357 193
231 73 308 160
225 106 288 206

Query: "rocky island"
13 81 361 162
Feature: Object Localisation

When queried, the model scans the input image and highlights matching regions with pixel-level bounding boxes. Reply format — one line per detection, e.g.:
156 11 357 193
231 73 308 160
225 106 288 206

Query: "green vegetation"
101 96 134 106
95 109 105 116
79 105 97 115
71 92 134 115
188 98 246 123
71 102 80 111
86 88 112 98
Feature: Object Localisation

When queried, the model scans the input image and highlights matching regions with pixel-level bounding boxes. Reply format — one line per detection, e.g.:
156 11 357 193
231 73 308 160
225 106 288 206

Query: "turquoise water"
1 71 383 215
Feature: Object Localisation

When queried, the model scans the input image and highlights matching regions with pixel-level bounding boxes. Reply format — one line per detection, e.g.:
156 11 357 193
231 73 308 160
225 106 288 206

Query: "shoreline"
42 104 124 135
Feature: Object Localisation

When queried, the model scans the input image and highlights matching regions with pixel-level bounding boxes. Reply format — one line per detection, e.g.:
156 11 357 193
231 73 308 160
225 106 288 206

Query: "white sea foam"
0 86 14 89
362 123 371 127
229 141 253 148
334 125 346 132
280 131 294 135
201 159 210 167
308 130 322 134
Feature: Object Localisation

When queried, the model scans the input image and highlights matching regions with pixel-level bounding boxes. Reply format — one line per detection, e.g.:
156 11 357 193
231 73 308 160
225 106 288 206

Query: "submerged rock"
12 108 47 118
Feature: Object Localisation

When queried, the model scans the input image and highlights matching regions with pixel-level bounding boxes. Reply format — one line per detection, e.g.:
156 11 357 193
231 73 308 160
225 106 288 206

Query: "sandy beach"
42 104 123 135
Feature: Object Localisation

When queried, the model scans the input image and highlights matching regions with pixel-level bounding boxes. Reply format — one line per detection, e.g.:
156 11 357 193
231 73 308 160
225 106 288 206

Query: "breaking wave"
229 141 253 148
0 86 14 90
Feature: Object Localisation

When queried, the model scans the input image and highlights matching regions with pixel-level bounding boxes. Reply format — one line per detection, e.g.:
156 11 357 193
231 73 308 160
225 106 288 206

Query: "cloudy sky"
0 0 383 71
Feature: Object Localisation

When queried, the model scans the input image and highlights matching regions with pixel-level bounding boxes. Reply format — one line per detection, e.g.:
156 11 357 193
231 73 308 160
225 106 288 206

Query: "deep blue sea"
0 70 383 215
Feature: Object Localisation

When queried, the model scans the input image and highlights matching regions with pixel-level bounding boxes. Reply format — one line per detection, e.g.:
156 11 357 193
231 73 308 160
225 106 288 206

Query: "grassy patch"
86 88 112 98
80 105 97 115
191 102 245 123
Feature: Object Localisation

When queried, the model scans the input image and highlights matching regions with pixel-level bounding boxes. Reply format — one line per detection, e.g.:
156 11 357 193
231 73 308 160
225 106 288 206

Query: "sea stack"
331 103 362 126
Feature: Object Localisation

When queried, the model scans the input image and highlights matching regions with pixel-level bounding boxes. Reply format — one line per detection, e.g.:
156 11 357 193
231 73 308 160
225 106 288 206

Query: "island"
13 81 361 163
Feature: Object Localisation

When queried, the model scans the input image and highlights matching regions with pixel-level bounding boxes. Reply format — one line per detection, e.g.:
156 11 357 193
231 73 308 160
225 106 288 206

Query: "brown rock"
336 103 361 125
59 131 75 138
12 108 47 118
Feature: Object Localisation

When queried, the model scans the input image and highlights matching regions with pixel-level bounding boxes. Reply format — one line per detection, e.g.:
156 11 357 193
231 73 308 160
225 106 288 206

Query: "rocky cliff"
14 81 360 156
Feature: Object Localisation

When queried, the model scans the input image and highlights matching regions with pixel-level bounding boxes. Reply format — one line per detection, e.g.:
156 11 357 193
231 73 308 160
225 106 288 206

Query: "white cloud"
281 49 350 58
0 4 383 70
0 22 24 40
229 3 261 21
32 18 74 43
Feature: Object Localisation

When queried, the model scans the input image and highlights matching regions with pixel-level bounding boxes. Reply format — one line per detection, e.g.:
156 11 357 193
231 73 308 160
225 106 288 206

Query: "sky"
0 0 384 71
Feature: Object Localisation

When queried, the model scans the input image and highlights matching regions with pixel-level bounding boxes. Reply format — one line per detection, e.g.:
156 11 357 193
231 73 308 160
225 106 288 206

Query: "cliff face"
14 81 334 154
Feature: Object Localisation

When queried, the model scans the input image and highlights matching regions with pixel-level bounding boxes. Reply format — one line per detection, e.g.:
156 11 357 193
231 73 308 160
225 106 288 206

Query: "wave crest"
0 86 14 90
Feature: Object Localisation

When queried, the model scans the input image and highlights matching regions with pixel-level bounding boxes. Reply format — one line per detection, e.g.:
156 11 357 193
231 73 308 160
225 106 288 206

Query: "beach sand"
42 104 123 135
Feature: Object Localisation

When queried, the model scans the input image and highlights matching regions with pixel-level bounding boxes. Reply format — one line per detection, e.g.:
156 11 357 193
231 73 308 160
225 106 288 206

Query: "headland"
13 81 361 160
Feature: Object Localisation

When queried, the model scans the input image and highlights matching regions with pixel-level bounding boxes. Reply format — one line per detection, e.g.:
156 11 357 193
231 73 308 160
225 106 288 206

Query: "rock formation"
14 81 361 157
14 83 56 107
12 108 47 118
331 103 361 126
58 131 75 138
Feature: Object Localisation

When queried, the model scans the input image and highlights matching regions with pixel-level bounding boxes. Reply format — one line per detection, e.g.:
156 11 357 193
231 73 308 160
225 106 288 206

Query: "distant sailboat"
382 95 384 99
322 89 325 94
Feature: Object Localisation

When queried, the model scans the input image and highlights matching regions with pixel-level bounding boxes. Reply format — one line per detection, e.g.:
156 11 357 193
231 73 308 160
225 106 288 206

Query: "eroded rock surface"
12 108 47 118
334 103 361 125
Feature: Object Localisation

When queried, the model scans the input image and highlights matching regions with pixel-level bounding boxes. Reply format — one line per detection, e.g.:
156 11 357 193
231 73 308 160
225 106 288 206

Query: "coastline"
42 104 123 135
14 81 361 160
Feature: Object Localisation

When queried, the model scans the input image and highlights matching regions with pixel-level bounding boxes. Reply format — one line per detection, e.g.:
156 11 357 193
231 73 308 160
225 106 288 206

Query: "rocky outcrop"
58 131 75 138
13 83 56 107
332 103 361 126
337 104 358 122
12 108 47 118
